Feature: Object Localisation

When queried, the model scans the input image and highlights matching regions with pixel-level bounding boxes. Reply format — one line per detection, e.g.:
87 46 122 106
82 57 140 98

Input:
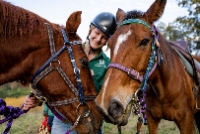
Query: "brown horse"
0 1 102 133
95 0 200 133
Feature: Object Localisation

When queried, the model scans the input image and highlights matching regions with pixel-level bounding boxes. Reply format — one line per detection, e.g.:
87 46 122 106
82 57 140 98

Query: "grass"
104 115 180 134
0 83 198 133
0 82 31 99
0 95 181 134
0 108 43 134
0 108 181 134
0 83 43 134
0 111 181 134
0 96 43 134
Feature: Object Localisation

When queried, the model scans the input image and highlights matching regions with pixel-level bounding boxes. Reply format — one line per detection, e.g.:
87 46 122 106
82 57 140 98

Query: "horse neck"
150 37 180 87
0 1 56 85
0 1 48 43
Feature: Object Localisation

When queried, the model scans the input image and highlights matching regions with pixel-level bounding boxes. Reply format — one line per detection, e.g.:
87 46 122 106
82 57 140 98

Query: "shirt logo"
95 60 106 68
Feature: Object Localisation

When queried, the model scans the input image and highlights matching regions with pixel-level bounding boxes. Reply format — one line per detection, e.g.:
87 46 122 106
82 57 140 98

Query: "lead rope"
0 92 34 134
132 37 156 134
65 115 81 134
136 117 143 134
0 99 24 134
117 125 122 134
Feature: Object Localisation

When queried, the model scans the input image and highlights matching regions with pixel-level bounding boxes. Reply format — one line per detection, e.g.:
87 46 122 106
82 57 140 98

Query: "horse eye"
139 39 149 46
80 58 89 68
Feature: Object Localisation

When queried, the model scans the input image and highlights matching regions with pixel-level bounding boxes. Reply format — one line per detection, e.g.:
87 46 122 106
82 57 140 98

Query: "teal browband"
120 19 153 33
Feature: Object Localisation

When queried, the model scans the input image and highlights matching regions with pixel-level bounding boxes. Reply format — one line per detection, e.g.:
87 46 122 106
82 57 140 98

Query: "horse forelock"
0 1 47 43
124 10 145 21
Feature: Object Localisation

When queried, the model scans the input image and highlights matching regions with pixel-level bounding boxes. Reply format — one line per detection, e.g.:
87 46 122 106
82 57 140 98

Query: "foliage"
176 0 200 50
156 0 200 54
0 82 31 99
156 22 187 41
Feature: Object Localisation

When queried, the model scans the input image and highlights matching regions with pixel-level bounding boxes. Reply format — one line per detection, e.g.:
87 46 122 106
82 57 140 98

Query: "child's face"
89 27 109 50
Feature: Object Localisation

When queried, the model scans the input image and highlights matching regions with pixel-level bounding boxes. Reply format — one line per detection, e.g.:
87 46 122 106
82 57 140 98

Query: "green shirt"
43 103 54 116
89 51 110 93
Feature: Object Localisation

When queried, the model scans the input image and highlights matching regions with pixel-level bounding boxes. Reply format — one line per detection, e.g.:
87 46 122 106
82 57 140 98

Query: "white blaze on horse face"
114 30 132 58
99 30 132 115
99 71 111 115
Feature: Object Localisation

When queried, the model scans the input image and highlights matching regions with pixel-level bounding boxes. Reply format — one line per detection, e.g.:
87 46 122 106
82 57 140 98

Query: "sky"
5 0 188 40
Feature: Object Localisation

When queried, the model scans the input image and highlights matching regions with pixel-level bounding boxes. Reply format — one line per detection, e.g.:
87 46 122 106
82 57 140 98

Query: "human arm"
22 92 41 111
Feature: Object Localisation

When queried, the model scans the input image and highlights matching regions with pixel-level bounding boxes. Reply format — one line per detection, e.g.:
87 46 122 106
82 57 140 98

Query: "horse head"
95 0 167 125
0 1 102 133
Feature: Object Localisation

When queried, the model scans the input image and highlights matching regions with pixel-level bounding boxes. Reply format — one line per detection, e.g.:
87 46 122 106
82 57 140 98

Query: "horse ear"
145 0 167 24
116 8 126 25
66 11 82 33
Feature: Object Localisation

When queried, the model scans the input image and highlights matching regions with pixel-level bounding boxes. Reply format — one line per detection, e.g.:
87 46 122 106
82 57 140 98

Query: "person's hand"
22 95 40 110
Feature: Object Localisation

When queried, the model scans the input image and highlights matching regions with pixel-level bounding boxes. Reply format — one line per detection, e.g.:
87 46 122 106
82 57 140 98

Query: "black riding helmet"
91 12 117 37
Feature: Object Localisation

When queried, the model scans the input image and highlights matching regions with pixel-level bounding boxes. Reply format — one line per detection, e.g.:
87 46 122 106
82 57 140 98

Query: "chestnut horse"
0 1 102 133
96 0 200 133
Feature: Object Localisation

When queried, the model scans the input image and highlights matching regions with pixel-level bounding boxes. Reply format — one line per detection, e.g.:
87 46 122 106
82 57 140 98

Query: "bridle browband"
108 19 163 126
31 23 96 133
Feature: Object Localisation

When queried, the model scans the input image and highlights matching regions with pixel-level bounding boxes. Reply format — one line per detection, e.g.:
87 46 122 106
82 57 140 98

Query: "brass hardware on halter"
196 102 200 110
128 68 140 80
76 103 90 118
50 59 61 70
132 88 142 115
68 115 81 132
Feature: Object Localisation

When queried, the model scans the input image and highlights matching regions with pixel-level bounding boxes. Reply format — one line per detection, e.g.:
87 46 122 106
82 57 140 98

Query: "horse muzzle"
96 99 132 125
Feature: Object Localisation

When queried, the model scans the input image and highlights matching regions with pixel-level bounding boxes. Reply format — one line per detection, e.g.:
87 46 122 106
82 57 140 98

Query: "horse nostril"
108 99 124 119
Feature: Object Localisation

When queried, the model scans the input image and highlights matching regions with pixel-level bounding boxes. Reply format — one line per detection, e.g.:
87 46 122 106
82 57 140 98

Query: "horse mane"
124 10 145 21
0 1 48 42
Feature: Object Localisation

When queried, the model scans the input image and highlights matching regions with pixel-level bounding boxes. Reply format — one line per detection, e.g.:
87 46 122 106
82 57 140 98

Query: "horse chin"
75 99 105 133
75 116 101 134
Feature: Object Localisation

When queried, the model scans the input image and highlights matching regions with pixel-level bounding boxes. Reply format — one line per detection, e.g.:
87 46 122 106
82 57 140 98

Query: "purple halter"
108 62 157 83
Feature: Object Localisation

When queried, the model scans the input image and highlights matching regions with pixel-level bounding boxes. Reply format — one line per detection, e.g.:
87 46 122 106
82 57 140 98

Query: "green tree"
0 82 31 98
156 0 200 54
176 0 200 51
156 22 187 41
